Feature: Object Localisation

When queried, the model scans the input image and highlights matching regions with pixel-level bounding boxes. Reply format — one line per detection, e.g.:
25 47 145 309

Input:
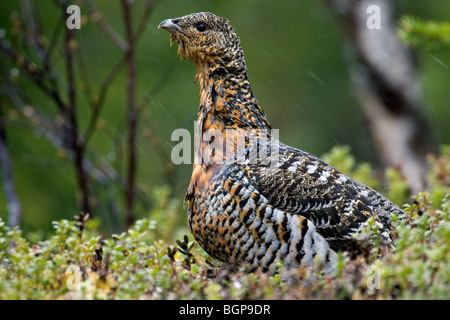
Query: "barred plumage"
159 12 404 274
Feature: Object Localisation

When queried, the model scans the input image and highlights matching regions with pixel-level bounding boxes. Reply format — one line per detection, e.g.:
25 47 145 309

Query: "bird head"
159 12 271 130
158 12 245 71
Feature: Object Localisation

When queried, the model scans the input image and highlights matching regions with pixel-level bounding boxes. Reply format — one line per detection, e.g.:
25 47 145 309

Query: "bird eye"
196 23 207 32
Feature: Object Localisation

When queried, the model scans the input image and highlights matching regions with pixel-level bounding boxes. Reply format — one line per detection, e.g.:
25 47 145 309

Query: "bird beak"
158 19 185 35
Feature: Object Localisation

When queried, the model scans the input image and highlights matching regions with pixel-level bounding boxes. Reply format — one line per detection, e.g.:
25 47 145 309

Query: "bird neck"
196 56 272 131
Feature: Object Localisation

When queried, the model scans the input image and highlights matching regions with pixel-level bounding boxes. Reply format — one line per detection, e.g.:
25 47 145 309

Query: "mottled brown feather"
159 12 405 273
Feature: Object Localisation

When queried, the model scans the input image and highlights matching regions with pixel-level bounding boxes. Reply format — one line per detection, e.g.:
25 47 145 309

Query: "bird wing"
216 162 337 273
238 140 401 249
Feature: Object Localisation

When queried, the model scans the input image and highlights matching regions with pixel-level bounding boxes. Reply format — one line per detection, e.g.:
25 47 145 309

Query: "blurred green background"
0 0 449 237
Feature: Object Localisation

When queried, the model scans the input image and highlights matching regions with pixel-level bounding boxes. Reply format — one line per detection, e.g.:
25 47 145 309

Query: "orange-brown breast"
185 75 228 211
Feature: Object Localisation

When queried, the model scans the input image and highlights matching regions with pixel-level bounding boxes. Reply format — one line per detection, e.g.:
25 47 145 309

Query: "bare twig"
19 0 64 100
132 0 161 43
85 0 128 52
83 0 158 145
0 94 22 227
0 0 163 232
0 39 67 113
63 5 91 216
82 56 127 144
121 0 138 229
74 211 90 240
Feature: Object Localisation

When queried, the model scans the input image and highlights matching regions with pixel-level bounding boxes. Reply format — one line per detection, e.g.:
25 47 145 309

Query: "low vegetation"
1 146 449 300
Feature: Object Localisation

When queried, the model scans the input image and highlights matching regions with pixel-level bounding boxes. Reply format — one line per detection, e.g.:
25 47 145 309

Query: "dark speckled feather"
159 12 405 273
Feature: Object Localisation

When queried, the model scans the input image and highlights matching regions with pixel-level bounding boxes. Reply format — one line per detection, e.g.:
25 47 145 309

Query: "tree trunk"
332 0 433 194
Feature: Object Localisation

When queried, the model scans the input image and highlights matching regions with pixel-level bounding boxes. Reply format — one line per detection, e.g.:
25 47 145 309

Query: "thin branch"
83 0 159 145
85 0 128 51
121 0 138 229
18 0 47 61
0 94 22 228
19 0 64 95
82 55 127 143
61 2 91 216
0 0 163 231
132 0 161 43
0 39 68 114
42 11 65 82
